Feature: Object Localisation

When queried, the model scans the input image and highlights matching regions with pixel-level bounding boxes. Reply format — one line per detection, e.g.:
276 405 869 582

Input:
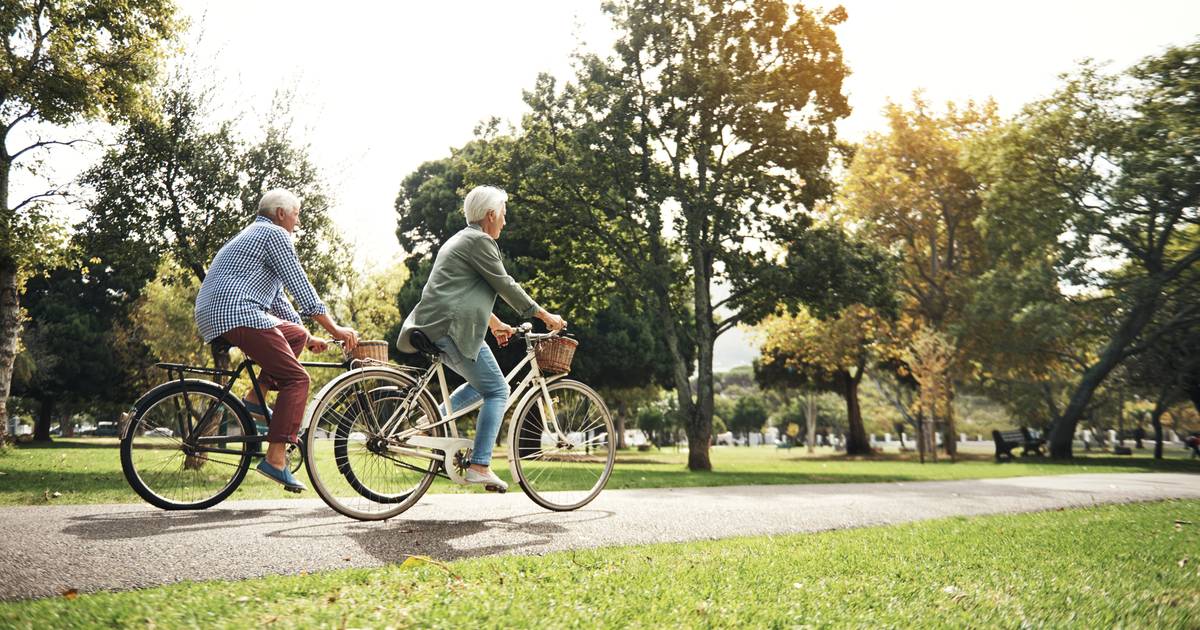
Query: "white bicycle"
302 323 615 521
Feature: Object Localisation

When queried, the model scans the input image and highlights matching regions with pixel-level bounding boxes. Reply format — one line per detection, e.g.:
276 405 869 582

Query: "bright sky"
14 0 1200 369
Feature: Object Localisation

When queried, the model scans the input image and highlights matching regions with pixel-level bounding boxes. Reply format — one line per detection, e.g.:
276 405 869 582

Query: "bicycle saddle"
408 330 442 356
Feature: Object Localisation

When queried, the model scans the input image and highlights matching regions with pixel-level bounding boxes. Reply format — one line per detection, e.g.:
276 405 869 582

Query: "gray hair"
462 185 507 224
257 188 300 217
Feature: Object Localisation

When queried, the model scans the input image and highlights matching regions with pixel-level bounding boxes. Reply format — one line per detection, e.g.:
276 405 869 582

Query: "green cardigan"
396 224 539 360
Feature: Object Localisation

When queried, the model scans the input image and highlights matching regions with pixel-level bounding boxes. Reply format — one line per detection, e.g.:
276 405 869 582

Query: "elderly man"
195 188 358 492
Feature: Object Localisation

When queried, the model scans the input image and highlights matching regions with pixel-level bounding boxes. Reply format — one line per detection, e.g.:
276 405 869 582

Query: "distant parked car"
93 422 119 437
146 427 174 438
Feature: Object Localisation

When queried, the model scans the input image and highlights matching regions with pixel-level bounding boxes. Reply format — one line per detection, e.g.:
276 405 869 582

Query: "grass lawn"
0 438 1195 506
2 499 1198 628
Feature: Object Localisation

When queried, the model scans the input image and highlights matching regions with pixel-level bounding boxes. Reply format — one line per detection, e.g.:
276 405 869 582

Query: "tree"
16 248 156 440
756 304 895 455
842 97 999 458
1122 230 1200 459
973 43 1200 457
906 327 956 462
0 0 179 439
490 0 852 470
730 394 768 445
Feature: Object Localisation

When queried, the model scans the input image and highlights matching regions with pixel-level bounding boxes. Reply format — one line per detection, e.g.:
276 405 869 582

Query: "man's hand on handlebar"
330 325 359 351
306 336 331 353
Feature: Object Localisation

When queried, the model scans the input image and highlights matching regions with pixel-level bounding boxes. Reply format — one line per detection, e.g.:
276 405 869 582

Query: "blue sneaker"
256 458 306 493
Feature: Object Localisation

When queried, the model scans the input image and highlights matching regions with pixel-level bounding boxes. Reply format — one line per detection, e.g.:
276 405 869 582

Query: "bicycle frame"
148 356 348 454
379 333 567 444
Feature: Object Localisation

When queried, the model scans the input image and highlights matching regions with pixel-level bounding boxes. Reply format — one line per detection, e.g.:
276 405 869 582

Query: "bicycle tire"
509 379 615 511
304 367 443 521
121 380 255 510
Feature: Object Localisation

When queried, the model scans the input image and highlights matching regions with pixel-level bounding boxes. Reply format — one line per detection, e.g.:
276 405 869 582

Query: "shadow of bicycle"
60 504 334 541
263 508 617 563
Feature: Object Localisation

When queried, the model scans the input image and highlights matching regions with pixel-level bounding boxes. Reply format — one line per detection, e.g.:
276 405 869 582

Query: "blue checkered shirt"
194 216 328 342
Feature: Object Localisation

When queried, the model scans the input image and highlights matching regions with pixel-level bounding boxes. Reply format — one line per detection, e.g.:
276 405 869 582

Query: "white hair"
257 188 300 217
462 185 507 225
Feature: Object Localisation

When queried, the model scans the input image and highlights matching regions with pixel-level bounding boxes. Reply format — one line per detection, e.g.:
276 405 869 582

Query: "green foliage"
131 261 207 366
970 41 1200 455
0 0 180 438
0 0 179 127
78 70 344 290
730 394 769 436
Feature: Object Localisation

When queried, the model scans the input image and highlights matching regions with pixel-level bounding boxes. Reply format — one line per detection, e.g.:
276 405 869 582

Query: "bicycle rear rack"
155 362 239 381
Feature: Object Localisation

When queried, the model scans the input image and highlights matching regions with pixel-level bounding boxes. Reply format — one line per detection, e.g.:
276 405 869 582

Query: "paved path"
2 473 1198 601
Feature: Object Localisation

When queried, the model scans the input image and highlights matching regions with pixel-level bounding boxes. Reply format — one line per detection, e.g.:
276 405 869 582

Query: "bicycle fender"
123 378 222 439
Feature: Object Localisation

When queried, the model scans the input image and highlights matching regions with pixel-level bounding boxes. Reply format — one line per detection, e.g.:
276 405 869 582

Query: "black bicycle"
119 341 349 510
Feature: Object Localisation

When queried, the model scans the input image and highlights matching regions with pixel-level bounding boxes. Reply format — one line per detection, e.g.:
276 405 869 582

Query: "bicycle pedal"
485 484 507 494
284 486 304 494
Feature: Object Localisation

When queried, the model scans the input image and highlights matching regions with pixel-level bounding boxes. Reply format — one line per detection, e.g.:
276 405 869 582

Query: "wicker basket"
534 336 578 374
347 340 389 363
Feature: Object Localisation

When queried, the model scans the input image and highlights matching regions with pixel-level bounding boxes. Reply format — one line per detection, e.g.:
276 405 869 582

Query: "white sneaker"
464 468 508 493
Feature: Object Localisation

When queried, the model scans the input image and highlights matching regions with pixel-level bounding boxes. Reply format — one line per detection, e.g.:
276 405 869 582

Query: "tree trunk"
34 397 53 442
942 384 957 461
915 410 926 463
1150 391 1171 460
1187 375 1200 415
651 286 698 467
805 391 816 454
1048 294 1160 458
615 399 628 450
684 207 715 471
0 261 18 443
842 370 870 455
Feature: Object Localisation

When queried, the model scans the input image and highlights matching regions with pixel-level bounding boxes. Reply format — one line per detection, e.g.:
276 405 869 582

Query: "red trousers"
222 321 309 444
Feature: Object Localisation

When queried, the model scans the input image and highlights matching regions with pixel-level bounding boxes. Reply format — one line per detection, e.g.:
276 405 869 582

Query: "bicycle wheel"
121 380 254 510
305 368 443 521
510 379 615 511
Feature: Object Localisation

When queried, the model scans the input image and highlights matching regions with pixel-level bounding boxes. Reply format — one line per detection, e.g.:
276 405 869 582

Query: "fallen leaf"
62 589 78 600
342 556 351 561
1179 557 1189 568
51 491 62 498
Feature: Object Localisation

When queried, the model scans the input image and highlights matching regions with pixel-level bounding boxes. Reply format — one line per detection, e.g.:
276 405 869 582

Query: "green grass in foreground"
0 438 1196 506
3 499 1198 628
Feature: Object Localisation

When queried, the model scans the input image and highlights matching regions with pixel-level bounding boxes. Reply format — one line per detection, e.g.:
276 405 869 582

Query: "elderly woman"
397 185 565 491
195 188 359 492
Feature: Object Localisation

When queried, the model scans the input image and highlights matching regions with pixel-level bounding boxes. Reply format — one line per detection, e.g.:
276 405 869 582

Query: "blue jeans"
434 336 508 466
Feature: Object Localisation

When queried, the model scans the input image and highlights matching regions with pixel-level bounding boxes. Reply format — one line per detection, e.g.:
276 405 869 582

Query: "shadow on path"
263 509 617 563
61 505 330 541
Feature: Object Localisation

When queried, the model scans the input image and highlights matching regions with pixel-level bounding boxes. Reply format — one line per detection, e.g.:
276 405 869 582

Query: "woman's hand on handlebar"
490 321 516 347
537 308 567 332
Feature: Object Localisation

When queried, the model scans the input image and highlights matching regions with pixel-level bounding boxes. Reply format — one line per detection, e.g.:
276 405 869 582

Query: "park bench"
992 428 1045 461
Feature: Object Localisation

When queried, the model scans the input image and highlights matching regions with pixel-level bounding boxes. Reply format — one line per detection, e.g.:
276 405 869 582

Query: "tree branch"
10 138 90 161
10 187 68 214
